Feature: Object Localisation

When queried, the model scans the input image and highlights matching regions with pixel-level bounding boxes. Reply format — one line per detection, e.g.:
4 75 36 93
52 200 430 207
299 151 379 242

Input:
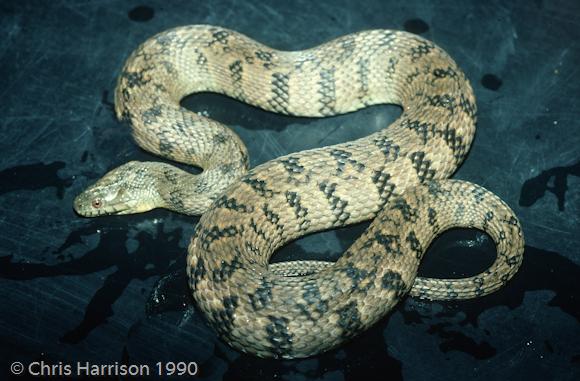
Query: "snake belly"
109 26 525 358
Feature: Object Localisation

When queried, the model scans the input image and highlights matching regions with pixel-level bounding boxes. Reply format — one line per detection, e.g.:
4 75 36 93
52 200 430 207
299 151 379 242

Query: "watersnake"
74 25 525 358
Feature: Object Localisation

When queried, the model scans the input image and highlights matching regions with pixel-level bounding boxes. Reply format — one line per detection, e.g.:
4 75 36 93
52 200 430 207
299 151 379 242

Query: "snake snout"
73 193 97 217
73 190 110 217
73 189 133 217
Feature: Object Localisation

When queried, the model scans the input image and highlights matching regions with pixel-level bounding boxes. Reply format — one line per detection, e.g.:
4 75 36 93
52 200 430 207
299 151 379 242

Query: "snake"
74 25 525 359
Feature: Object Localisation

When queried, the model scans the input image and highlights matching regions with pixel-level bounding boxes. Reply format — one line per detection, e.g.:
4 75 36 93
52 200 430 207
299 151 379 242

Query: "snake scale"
74 25 525 359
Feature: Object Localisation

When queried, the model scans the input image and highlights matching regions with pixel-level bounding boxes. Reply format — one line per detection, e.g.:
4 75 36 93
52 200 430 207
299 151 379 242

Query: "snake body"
74 26 524 359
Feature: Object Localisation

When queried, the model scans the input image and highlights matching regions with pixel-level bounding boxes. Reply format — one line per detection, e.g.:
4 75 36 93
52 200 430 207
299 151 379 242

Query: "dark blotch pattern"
262 204 284 231
341 262 376 292
214 195 253 213
410 151 436 182
373 233 403 256
190 257 206 289
249 278 273 311
285 191 310 231
402 119 433 144
198 225 240 250
265 315 293 357
373 135 400 161
255 50 275 69
336 301 363 339
409 39 435 62
371 168 396 203
210 295 239 335
297 282 329 321
391 197 419 222
319 181 350 225
212 256 242 283
381 270 408 299
268 72 290 113
329 148 365 173
229 60 245 100
406 230 423 258
242 176 275 198
318 67 337 115
356 58 370 103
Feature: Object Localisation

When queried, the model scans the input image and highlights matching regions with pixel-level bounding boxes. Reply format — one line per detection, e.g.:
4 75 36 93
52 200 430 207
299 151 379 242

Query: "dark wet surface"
0 1 579 380
481 74 503 91
128 5 155 23
403 18 430 35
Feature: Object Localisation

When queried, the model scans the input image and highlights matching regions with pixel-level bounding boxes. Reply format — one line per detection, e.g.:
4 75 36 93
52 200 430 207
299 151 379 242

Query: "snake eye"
92 198 103 209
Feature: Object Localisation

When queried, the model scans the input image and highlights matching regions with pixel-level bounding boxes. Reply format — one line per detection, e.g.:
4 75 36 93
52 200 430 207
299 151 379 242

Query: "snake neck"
154 161 247 215
113 26 252 203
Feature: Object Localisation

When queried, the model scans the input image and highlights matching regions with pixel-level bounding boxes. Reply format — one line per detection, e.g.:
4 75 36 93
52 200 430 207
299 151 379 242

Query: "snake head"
74 161 163 217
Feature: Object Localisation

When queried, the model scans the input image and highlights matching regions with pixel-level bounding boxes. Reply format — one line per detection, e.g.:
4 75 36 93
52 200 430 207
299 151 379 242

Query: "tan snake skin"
74 25 525 359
